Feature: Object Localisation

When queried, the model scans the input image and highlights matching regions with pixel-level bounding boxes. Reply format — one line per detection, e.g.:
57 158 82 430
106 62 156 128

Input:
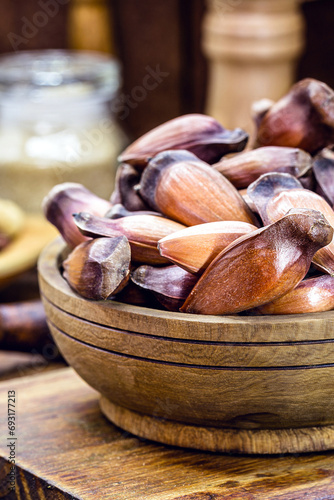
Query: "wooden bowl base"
100 397 334 455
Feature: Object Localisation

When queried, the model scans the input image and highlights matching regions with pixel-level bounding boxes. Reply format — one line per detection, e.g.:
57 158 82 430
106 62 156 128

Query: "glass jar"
0 50 127 212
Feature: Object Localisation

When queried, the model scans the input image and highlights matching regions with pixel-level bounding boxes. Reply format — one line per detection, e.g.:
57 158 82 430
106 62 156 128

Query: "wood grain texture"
49 324 334 433
100 397 334 455
1 369 334 499
43 297 334 368
38 238 334 343
38 238 334 453
0 457 72 499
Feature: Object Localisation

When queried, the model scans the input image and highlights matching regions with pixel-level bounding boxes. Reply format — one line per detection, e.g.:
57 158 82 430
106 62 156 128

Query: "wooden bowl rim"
38 237 334 342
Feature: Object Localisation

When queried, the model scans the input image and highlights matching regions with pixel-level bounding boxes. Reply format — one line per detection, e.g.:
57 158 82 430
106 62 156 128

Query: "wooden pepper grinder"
202 0 305 138
68 0 113 53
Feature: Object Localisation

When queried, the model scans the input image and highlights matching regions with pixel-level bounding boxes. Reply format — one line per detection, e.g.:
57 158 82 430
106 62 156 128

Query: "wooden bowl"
38 238 334 454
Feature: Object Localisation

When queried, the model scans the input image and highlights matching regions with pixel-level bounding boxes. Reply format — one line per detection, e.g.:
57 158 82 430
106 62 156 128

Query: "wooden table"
1 368 334 499
0 351 66 382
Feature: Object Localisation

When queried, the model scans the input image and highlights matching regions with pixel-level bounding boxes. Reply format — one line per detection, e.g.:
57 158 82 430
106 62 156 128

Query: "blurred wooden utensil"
0 299 53 353
0 214 58 289
68 0 113 53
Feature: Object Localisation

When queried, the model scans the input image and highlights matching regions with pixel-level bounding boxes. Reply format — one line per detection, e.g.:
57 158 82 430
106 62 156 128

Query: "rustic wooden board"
0 351 66 382
0 351 44 380
1 368 334 499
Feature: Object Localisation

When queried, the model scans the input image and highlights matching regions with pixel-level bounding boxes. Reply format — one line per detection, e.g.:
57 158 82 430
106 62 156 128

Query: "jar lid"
0 50 120 106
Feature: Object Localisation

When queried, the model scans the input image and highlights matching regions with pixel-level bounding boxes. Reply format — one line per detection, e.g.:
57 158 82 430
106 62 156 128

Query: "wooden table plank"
0 351 67 382
0 352 44 378
1 368 334 499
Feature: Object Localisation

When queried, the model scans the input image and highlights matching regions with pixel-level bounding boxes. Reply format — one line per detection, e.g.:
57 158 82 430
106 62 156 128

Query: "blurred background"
0 0 332 140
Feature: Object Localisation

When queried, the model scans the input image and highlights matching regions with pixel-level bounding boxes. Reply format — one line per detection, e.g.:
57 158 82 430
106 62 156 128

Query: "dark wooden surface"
109 0 207 138
298 0 334 90
1 367 334 499
0 351 66 383
0 0 68 53
0 255 66 383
